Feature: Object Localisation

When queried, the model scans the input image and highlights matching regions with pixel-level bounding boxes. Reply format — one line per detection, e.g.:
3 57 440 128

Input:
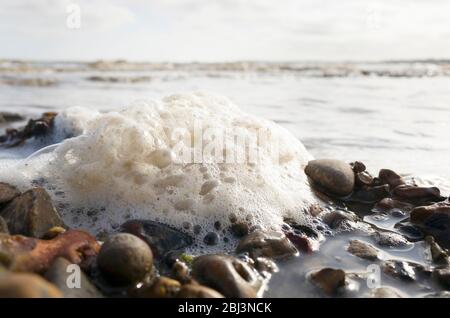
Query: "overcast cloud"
1 0 449 61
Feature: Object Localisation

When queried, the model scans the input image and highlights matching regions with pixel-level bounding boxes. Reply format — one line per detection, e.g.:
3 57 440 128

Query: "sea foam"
0 92 318 237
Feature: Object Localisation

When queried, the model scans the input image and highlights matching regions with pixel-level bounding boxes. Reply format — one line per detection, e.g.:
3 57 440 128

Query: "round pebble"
97 233 153 285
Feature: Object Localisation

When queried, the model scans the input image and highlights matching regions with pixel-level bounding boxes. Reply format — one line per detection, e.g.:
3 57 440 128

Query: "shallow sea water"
0 61 449 297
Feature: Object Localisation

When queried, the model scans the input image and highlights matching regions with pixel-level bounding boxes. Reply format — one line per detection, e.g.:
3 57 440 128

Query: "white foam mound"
2 92 318 236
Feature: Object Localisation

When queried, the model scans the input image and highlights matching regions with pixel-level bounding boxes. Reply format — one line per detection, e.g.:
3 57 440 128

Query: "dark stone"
0 188 64 238
121 219 193 259
433 267 450 290
392 185 445 203
203 232 219 245
0 182 20 205
378 169 405 188
394 223 424 242
236 230 298 259
0 112 57 148
350 161 366 173
0 273 62 298
350 184 390 203
425 236 449 265
192 254 263 298
230 222 249 238
410 203 450 248
347 240 379 260
97 233 153 285
305 159 355 196
355 171 374 187
45 257 102 298
322 210 358 229
177 284 224 298
382 260 416 281
310 268 346 295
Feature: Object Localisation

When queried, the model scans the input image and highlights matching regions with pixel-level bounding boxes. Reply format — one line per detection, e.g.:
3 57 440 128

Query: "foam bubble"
0 92 318 238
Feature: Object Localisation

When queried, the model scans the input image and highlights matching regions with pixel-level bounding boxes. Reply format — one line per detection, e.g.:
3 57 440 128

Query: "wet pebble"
432 267 450 290
236 230 298 259
425 236 449 265
347 240 380 261
382 260 416 281
322 210 358 229
0 273 62 298
392 185 444 203
305 159 355 197
350 184 390 203
121 219 193 258
372 231 410 248
192 254 263 298
310 268 346 295
45 257 102 298
378 169 405 188
0 188 65 238
97 233 153 285
0 182 20 205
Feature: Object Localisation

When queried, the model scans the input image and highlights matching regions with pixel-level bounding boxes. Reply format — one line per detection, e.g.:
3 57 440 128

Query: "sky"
1 0 449 62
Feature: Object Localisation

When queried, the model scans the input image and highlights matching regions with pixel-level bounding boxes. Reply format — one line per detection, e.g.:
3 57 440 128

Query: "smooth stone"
0 182 20 205
410 203 450 248
392 185 444 203
347 240 380 260
305 159 355 196
378 169 405 188
121 219 193 259
370 287 403 298
177 284 224 298
322 210 358 229
382 260 416 281
97 233 153 285
310 268 346 295
372 231 410 248
425 236 449 265
192 254 263 298
350 185 390 203
0 273 62 298
136 276 181 298
236 230 298 259
0 216 8 234
433 267 450 290
0 188 64 238
203 232 219 245
45 257 102 298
